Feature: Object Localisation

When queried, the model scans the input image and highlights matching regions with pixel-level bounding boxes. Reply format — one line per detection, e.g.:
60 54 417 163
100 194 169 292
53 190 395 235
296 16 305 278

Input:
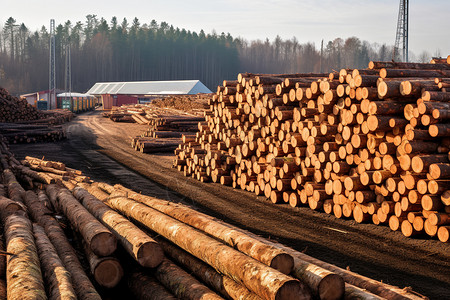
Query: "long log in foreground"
33 223 77 300
105 195 311 300
56 188 117 256
72 187 164 268
4 214 46 300
83 240 123 289
237 224 426 300
22 188 101 300
119 185 294 274
0 279 5 300
128 271 177 300
155 258 224 300
157 237 262 300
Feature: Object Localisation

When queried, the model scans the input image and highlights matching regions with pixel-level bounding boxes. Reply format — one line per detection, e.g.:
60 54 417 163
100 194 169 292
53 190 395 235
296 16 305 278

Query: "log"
32 223 77 300
429 163 450 179
368 61 450 70
121 188 295 275
56 188 117 256
128 271 177 300
157 237 262 300
21 190 101 300
437 226 450 243
236 223 423 300
0 279 5 300
72 187 163 268
3 169 26 203
0 196 24 222
155 258 224 300
105 195 310 300
4 214 46 300
83 240 123 288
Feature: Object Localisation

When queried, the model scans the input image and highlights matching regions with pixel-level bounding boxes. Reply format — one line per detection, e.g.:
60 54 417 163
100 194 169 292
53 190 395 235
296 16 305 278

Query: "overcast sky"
1 0 449 58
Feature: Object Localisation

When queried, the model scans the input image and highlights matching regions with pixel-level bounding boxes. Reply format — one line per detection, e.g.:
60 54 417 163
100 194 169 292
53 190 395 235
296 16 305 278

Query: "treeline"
0 15 432 95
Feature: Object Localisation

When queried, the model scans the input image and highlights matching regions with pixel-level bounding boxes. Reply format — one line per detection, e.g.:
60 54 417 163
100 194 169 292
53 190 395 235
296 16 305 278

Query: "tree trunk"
32 223 77 300
72 187 163 268
155 258 224 300
106 195 310 300
116 186 294 275
157 237 262 300
4 214 46 300
56 188 116 256
21 189 101 300
128 271 177 300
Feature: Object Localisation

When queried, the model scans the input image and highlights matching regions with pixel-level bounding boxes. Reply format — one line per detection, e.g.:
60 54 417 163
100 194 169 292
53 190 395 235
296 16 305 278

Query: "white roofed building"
86 80 212 109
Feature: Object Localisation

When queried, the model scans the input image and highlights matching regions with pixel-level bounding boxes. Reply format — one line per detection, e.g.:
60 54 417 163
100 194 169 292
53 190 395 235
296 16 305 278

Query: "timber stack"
108 101 206 153
0 87 74 143
0 134 425 299
173 56 450 243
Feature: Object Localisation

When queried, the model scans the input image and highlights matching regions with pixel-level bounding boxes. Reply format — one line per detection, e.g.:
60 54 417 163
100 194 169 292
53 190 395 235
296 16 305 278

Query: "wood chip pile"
173 56 450 243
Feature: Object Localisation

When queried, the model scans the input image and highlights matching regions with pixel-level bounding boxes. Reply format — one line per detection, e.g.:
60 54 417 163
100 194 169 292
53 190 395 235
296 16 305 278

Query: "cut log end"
318 274 345 300
94 259 124 288
275 279 312 300
270 253 295 275
137 241 165 268
437 226 449 243
90 232 117 257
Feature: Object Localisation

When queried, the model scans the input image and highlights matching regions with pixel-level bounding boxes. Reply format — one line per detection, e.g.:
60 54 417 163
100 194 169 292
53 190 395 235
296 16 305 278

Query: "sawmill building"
86 80 212 109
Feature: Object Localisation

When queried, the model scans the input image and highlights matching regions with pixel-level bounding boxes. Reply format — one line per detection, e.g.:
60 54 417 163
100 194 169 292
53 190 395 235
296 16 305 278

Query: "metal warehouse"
86 80 212 109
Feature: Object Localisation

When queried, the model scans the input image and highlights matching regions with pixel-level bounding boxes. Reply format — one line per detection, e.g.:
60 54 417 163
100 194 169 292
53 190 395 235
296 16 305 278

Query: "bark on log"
72 187 163 268
3 169 25 203
0 196 25 222
128 271 177 300
4 214 46 300
83 241 123 289
56 188 117 256
232 224 425 300
106 195 310 300
33 223 77 300
120 187 294 275
157 237 262 300
155 257 224 299
21 188 101 300
0 279 5 300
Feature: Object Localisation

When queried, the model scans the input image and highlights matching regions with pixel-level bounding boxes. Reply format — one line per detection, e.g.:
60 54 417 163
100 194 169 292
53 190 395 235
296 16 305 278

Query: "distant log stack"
173 57 450 243
0 87 74 144
107 100 207 154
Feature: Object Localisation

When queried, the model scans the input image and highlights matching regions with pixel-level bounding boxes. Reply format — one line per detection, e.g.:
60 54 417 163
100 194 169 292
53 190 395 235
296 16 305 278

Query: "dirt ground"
10 109 450 299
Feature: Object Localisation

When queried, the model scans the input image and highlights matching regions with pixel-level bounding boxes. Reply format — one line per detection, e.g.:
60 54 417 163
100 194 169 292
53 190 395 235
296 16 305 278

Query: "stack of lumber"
0 135 427 300
173 56 450 243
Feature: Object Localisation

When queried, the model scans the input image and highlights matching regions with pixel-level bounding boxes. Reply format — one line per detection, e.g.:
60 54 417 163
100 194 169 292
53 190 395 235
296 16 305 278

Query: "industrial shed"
86 80 212 109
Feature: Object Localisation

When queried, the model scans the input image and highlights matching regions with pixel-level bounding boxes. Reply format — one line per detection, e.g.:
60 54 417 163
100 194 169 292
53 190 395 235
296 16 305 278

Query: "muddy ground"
10 110 450 299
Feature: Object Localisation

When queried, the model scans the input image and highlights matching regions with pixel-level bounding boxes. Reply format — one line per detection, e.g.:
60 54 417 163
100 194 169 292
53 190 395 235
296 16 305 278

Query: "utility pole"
64 39 72 110
393 0 409 62
49 19 56 110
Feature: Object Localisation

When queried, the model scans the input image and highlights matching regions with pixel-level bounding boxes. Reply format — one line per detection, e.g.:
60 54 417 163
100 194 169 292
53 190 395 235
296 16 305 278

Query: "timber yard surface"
10 109 450 299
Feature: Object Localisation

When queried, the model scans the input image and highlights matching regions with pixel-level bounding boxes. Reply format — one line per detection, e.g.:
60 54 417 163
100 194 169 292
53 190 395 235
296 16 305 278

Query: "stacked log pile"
0 135 426 299
0 87 74 144
0 87 45 122
173 57 450 243
105 101 206 153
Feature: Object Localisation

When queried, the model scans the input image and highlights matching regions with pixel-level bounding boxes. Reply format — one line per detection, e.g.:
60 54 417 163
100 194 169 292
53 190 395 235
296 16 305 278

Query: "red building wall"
101 94 138 109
